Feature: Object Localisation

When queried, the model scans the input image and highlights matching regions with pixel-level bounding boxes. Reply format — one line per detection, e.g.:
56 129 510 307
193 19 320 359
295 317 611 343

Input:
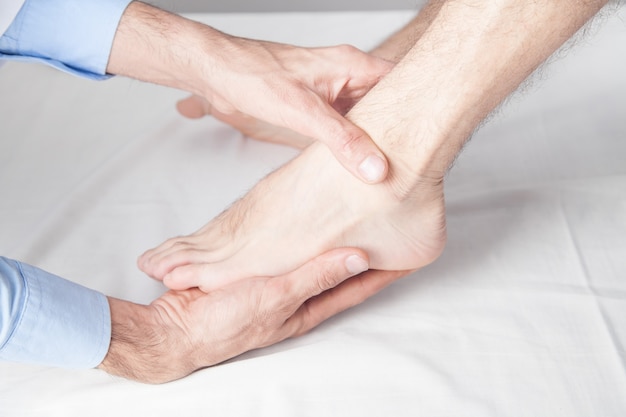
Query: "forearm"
352 0 608 184
106 1 223 97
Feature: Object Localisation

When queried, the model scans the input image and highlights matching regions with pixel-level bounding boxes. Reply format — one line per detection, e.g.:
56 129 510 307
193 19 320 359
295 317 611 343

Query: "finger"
271 248 370 308
283 95 388 184
179 80 388 184
341 49 394 90
176 95 211 119
312 48 392 184
310 45 392 91
286 269 410 337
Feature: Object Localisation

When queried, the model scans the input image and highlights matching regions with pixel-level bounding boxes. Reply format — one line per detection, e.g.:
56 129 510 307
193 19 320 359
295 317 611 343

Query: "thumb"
274 248 370 306
289 97 388 184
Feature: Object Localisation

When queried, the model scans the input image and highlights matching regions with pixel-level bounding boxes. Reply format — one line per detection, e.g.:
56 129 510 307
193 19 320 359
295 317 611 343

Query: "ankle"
344 106 449 201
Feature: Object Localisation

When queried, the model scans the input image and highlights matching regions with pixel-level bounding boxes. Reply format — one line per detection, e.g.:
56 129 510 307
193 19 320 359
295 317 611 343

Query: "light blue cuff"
0 0 132 79
0 257 111 369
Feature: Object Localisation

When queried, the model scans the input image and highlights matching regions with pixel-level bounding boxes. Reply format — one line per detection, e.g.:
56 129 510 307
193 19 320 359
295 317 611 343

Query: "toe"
163 261 245 292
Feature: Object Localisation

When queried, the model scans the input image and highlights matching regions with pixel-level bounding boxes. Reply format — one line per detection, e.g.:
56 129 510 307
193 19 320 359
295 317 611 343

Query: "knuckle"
336 44 359 56
336 127 365 157
313 265 340 294
250 307 287 338
263 280 296 315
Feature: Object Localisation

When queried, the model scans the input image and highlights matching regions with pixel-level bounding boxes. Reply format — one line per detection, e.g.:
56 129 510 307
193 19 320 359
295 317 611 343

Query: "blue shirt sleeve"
0 0 132 80
0 256 111 368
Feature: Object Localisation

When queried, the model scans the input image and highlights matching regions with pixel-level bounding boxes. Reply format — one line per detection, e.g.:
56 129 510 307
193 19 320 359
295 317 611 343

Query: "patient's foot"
138 133 447 291
177 94 314 149
142 50 456 291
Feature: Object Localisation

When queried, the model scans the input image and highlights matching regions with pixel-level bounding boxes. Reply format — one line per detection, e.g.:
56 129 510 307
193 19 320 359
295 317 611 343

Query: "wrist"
98 297 192 384
97 297 154 381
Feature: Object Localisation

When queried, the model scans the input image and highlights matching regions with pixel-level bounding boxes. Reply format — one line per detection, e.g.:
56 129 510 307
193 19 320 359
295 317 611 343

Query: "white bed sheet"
1 9 625 417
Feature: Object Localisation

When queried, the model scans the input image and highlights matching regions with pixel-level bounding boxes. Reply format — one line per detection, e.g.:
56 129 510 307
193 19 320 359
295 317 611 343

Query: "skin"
138 0 609 292
103 0 609 381
98 249 406 383
106 1 393 183
172 4 434 147
176 95 316 149
93 1 414 381
96 12 434 381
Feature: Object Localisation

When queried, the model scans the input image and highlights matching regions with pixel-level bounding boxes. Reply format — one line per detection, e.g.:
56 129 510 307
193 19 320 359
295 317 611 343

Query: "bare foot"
141 44 452 291
138 134 447 291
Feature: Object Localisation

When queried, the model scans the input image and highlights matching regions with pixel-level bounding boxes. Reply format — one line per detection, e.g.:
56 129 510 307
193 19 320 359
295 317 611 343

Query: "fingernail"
345 255 369 275
358 155 386 183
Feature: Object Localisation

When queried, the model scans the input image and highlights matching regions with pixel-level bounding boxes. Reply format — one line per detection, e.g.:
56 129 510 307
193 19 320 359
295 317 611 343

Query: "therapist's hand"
98 248 407 384
176 94 316 149
107 1 391 184
174 91 367 150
